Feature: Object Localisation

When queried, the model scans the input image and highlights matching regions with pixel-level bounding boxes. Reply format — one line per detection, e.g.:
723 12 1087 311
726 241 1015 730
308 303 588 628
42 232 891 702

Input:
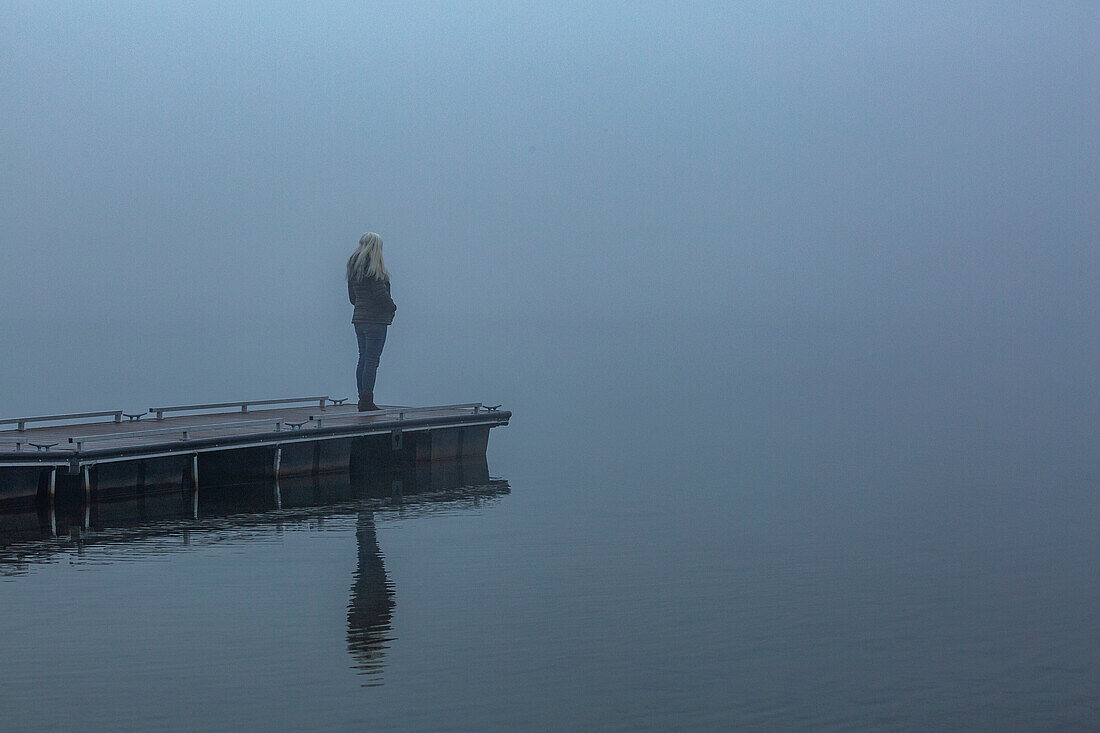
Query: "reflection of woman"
347 232 397 412
347 511 395 684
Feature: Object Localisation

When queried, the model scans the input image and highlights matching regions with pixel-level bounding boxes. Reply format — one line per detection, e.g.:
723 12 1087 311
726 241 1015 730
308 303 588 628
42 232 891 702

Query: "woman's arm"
348 280 356 305
369 278 397 314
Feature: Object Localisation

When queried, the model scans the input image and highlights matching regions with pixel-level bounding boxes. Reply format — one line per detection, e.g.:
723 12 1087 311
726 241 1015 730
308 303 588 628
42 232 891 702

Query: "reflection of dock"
0 397 510 509
0 455 508 565
0 457 508 687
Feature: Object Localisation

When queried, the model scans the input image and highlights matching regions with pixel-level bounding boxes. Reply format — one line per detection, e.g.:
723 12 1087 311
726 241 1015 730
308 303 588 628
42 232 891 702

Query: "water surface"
2 318 1098 731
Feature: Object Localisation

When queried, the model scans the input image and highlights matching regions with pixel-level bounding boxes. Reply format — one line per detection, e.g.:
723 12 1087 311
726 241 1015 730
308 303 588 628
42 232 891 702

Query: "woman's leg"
360 324 388 397
354 324 368 398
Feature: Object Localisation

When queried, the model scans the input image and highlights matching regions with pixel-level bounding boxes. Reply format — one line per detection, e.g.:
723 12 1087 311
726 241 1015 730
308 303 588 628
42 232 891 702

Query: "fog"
1 2 1097 456
3 7 1100 726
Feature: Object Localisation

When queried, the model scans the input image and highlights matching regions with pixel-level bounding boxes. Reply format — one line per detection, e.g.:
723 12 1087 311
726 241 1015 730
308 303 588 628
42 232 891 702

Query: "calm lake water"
1 316 1098 731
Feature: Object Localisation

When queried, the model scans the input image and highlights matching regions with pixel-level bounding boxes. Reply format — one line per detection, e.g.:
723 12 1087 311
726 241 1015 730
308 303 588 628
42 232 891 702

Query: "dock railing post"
273 446 283 509
47 468 58 535
82 466 91 528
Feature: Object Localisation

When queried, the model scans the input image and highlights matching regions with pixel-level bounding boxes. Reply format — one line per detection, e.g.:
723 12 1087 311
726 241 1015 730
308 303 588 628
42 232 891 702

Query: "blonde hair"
346 232 389 281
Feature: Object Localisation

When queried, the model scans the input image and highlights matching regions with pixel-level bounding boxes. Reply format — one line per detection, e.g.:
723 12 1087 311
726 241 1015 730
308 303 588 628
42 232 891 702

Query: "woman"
347 232 396 411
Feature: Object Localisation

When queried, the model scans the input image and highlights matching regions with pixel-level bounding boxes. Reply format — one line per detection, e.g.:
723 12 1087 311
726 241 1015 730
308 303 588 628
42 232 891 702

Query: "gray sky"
1 2 1097 413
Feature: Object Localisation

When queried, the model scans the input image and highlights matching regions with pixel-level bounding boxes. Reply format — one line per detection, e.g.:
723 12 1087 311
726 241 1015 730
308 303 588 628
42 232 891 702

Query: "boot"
357 395 370 412
359 393 380 412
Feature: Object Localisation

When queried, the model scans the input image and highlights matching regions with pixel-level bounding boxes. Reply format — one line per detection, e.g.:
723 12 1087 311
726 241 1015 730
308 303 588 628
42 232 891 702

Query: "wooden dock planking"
1 405 345 449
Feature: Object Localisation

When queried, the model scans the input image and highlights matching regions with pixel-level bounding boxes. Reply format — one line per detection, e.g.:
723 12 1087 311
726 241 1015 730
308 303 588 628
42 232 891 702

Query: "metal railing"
413 403 487 412
310 407 405 428
307 403 491 428
149 396 331 420
68 417 287 451
0 410 124 432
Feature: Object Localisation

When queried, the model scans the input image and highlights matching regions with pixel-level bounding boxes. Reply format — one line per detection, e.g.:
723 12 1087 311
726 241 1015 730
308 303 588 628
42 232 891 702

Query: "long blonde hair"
346 232 389 281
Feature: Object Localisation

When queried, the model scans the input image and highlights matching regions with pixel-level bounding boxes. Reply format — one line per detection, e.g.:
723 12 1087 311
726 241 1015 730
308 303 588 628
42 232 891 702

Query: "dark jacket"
348 276 397 325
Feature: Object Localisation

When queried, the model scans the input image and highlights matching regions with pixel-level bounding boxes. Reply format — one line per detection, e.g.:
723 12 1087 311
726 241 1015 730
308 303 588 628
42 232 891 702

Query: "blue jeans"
354 323 388 397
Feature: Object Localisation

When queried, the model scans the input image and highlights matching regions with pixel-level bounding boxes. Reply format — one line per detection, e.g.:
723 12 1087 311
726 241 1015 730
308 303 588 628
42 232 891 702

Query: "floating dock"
0 396 511 509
